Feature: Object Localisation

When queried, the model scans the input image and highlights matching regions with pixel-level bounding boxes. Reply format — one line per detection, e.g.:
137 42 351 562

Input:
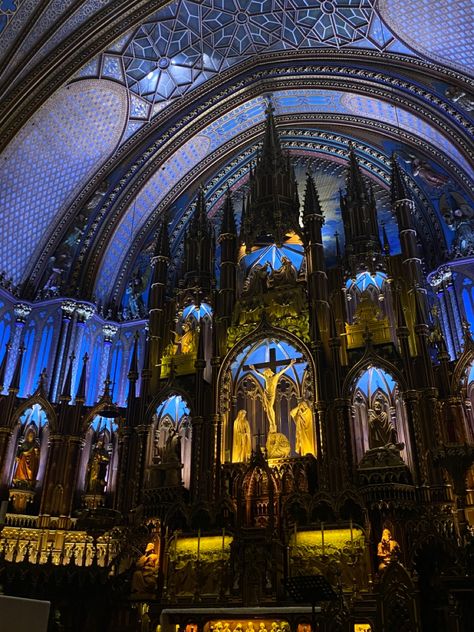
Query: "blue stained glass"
182 303 213 321
355 366 396 398
241 243 304 273
90 415 117 432
346 271 387 291
19 403 48 431
156 394 190 425
231 338 307 384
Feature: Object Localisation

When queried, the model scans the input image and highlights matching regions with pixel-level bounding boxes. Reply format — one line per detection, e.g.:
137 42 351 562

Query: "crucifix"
244 346 305 434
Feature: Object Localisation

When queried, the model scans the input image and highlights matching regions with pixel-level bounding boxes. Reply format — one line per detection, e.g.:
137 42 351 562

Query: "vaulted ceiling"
0 0 472 311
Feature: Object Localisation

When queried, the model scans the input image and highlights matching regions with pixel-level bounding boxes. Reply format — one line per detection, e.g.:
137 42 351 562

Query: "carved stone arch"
451 346 474 396
379 561 420 632
82 401 121 433
282 492 311 525
342 352 407 400
336 490 366 523
217 323 317 411
164 502 190 531
145 386 195 422
310 492 337 522
13 395 57 433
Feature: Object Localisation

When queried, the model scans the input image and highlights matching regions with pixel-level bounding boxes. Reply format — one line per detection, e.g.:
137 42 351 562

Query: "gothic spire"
220 188 237 236
391 154 410 203
303 171 323 220
153 214 170 261
75 353 89 402
9 344 25 393
347 146 369 202
61 354 75 400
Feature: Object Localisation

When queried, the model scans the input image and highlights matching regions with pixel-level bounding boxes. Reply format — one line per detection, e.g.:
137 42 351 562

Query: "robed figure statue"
290 399 316 456
86 440 110 494
368 400 398 449
232 409 252 463
12 429 40 488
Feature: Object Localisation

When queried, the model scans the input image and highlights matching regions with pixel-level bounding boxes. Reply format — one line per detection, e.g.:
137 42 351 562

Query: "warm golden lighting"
290 527 364 550
175 535 233 557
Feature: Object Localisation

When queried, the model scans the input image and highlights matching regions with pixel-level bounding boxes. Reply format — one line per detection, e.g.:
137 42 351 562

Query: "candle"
321 521 325 555
197 528 201 562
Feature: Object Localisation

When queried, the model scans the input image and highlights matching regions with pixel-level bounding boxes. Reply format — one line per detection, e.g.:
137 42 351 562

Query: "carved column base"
9 488 35 514
82 493 106 510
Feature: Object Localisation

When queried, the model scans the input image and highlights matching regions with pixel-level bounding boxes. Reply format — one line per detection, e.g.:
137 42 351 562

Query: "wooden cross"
243 346 305 374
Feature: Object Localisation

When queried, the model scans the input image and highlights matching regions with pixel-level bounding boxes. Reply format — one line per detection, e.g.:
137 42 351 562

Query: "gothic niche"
79 415 117 509
146 395 192 488
8 404 48 513
223 338 316 462
351 367 411 471
162 303 212 378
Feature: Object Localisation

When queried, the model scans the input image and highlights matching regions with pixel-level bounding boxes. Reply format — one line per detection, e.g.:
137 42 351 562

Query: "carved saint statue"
242 263 269 295
232 409 252 463
269 256 297 287
12 429 40 488
290 399 316 456
250 359 296 434
377 528 401 571
445 86 474 112
172 319 197 355
85 439 110 494
160 427 183 486
368 401 398 449
131 542 159 594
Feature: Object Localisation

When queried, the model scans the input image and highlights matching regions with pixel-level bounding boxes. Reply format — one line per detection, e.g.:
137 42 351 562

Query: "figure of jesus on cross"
249 351 298 434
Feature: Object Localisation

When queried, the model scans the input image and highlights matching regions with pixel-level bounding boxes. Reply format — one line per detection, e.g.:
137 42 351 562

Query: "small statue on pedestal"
377 528 401 571
131 542 159 594
85 440 110 494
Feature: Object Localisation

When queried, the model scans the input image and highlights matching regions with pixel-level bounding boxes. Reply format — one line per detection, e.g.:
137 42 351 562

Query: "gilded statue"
131 542 159 594
377 528 400 571
232 409 252 463
245 624 255 632
250 359 296 433
290 399 316 456
85 439 110 494
368 401 399 450
171 319 197 355
269 256 297 286
12 429 40 488
242 263 269 295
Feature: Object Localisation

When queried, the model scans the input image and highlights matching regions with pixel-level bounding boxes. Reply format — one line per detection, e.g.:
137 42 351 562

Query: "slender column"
50 300 76 401
5 303 31 389
98 323 118 395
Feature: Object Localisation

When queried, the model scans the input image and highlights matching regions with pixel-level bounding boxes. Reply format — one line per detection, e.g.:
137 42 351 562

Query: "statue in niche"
269 256 297 287
12 429 40 488
126 270 147 319
368 400 402 451
85 439 110 494
242 263 269 296
131 542 159 594
290 399 316 456
445 86 474 112
440 192 474 257
171 319 198 355
377 528 401 571
160 427 182 486
232 409 252 463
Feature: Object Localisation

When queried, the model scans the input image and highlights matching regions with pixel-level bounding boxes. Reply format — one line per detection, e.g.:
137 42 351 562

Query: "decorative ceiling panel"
0 79 128 284
379 0 474 76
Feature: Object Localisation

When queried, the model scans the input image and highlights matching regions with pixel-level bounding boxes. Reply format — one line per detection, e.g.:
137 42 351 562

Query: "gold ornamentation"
290 399 316 457
232 410 252 463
